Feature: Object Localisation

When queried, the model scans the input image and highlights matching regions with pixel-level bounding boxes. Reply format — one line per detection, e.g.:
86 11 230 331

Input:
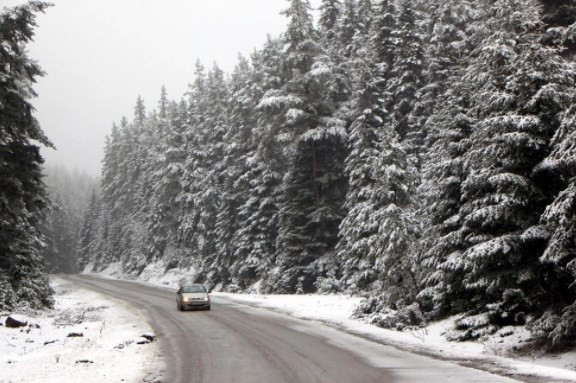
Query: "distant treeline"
40 166 99 274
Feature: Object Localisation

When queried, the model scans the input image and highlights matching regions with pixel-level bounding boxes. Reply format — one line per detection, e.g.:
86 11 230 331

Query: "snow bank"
85 260 196 289
0 276 159 383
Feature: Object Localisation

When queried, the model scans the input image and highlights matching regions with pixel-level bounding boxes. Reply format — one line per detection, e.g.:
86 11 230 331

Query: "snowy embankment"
89 261 576 383
0 276 159 383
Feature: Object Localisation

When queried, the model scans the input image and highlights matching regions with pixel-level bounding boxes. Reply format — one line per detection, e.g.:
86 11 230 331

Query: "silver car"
176 284 211 311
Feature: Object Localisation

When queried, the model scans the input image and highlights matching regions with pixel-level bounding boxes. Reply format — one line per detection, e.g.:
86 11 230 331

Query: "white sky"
4 0 321 175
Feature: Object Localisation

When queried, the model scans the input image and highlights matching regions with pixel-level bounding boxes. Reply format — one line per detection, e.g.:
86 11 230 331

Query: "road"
62 275 521 383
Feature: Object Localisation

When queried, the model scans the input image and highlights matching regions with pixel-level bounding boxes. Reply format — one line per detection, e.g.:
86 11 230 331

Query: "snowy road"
62 275 521 383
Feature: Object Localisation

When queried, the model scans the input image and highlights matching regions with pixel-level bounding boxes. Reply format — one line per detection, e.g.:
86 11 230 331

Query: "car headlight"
204 297 209 301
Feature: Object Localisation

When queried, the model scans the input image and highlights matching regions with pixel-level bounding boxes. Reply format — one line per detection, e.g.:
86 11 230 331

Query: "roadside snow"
87 261 195 288
0 276 159 383
213 292 576 383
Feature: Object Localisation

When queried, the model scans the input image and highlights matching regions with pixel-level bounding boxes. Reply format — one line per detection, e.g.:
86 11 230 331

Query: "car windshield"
181 285 207 293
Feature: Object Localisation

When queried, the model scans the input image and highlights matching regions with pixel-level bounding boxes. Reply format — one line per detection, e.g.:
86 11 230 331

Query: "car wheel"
177 302 182 311
206 306 211 311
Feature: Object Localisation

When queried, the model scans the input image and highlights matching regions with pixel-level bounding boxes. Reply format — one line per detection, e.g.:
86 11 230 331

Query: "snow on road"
0 276 159 383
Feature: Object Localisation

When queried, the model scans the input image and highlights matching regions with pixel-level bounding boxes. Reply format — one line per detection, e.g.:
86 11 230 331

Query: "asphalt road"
62 275 520 383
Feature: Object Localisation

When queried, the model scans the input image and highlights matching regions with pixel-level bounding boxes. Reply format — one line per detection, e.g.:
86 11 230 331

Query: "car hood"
181 293 209 299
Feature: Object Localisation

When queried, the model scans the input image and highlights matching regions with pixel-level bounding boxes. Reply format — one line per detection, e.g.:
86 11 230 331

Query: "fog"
4 0 320 175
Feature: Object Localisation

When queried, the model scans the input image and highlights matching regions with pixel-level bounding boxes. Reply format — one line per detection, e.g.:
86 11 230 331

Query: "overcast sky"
5 0 321 175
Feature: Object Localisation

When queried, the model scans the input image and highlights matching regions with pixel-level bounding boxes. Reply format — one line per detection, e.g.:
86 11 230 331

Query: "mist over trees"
40 166 99 274
79 0 576 348
0 1 53 310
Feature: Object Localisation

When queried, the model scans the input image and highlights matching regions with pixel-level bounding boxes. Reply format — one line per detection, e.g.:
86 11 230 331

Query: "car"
176 284 211 311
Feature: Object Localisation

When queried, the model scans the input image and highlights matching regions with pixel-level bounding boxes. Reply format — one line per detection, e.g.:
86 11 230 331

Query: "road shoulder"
0 276 161 383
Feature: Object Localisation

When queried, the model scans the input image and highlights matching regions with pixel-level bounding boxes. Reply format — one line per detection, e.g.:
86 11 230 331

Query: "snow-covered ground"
0 276 160 383
95 261 194 290
88 262 576 383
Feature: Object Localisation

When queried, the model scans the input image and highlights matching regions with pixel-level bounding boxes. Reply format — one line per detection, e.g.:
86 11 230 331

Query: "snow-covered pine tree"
92 205 112 271
336 1 392 292
416 0 480 317
149 99 188 268
418 112 476 317
386 1 426 168
95 123 119 270
77 191 100 271
96 107 139 272
232 37 286 290
319 0 342 50
179 63 230 285
352 0 375 55
214 55 256 288
139 87 177 265
336 0 373 99
263 0 349 293
127 95 147 216
178 60 207 268
0 1 54 309
196 64 229 285
337 0 374 60
336 72 419 299
410 0 474 162
336 0 357 59
336 0 420 307
370 0 397 83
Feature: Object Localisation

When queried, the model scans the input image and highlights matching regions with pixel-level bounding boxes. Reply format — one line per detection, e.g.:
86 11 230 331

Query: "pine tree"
0 1 54 309
337 0 356 58
319 0 342 48
139 87 176 264
337 1 420 303
178 61 207 264
232 37 286 290
266 0 349 293
336 0 373 87
337 83 419 300
178 62 230 285
370 0 397 79
215 55 260 289
416 0 479 316
78 191 100 271
411 0 475 161
386 1 426 167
